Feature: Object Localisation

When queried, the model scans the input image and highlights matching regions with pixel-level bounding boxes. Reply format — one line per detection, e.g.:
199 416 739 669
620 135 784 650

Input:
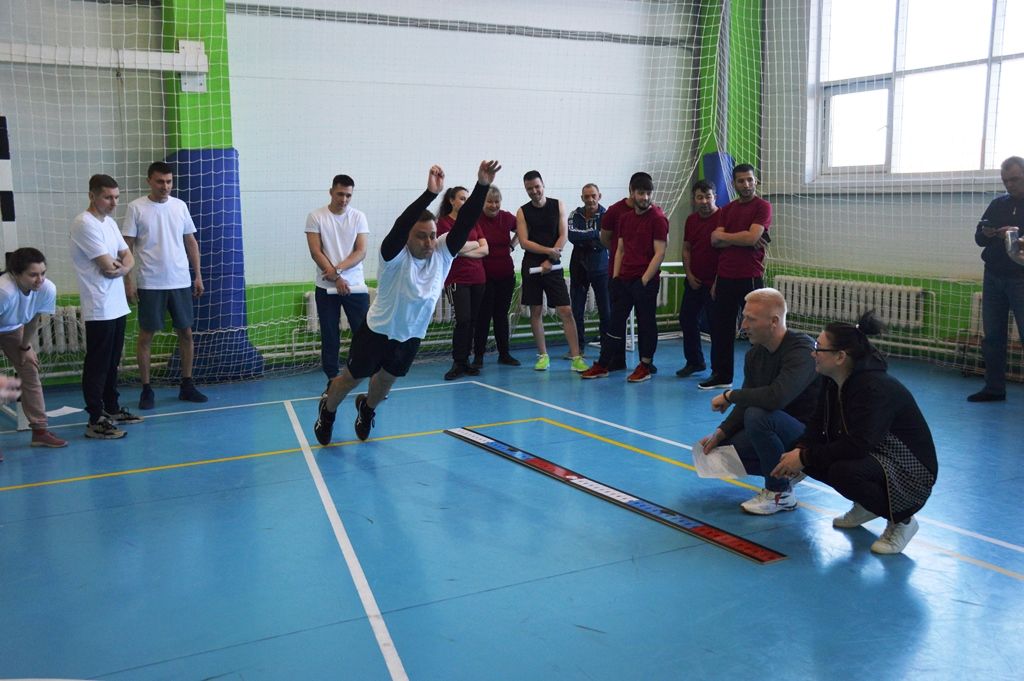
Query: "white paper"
46 406 84 418
693 443 747 479
528 264 564 275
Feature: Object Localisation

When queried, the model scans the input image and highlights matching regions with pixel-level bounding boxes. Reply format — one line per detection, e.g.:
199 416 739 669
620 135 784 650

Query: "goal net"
1 0 1019 384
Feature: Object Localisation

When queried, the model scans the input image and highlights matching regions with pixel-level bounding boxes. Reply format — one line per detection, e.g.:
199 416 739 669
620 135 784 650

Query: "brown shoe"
31 429 69 448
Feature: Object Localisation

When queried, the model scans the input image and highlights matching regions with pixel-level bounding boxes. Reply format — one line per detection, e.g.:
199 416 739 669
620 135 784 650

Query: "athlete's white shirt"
365 235 456 342
122 195 197 289
0 272 57 334
304 205 370 294
69 211 131 322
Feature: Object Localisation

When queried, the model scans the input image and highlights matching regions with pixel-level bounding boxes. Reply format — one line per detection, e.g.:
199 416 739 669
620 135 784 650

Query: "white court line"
0 381 456 435
283 400 408 681
469 381 1024 558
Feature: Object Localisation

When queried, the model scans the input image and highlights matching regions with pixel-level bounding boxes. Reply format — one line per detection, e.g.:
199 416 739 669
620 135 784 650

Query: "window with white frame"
817 0 1024 175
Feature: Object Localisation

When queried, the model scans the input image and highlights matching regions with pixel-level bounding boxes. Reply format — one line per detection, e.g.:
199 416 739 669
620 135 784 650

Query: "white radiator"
969 292 1021 342
774 276 926 330
36 305 85 353
304 288 377 333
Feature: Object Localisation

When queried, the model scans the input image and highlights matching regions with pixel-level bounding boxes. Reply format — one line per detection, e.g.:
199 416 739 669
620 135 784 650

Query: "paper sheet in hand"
528 264 564 274
693 444 747 479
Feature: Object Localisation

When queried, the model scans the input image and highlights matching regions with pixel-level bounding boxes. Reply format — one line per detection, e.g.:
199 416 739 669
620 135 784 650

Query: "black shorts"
345 322 422 379
521 268 571 308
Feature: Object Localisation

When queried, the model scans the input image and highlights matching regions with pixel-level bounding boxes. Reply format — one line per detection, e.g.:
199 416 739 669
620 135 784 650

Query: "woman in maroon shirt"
438 186 489 379
472 186 521 367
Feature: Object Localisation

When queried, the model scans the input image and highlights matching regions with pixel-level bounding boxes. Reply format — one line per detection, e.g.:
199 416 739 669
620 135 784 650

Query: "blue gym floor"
1 338 1022 681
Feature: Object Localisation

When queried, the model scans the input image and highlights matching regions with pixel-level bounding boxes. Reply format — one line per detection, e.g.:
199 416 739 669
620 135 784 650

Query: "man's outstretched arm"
381 165 446 261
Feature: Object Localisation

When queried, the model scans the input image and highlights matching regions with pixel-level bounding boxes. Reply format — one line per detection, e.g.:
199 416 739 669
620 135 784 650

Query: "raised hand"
427 165 445 194
478 160 501 186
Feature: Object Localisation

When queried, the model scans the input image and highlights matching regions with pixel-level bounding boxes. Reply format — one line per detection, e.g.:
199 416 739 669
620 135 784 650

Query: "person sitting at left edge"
0 248 68 450
314 160 501 445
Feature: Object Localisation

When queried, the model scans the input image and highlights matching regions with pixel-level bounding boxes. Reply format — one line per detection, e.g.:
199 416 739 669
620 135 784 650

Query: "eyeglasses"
812 342 842 354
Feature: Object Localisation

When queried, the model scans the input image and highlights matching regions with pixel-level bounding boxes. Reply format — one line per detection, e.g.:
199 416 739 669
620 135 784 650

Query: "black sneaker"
698 375 733 390
465 365 480 376
444 363 467 381
178 380 208 403
313 397 336 446
138 385 155 410
497 354 521 366
103 407 144 424
675 364 707 378
354 394 375 441
86 416 127 440
648 363 658 375
967 390 1006 402
471 355 484 369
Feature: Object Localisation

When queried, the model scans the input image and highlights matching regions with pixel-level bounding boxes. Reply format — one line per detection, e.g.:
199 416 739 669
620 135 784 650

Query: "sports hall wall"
0 0 1011 378
0 0 704 378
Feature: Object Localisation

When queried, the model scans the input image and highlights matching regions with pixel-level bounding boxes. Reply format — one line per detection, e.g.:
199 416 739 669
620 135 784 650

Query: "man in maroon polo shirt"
582 172 668 382
699 163 771 390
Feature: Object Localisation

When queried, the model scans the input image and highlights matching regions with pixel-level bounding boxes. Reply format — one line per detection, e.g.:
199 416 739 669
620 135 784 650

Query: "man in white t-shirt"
305 174 370 391
123 161 206 409
313 160 501 445
69 174 144 439
0 247 67 452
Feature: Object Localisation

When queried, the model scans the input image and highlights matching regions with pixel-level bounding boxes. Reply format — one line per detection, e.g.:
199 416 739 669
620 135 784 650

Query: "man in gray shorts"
123 161 207 408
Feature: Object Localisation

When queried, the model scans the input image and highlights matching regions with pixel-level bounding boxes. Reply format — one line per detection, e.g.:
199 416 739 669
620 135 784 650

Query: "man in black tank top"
515 170 588 373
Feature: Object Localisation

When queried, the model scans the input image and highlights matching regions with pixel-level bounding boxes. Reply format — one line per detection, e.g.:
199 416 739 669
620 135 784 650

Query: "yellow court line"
534 416 761 493
0 416 543 493
0 446 303 492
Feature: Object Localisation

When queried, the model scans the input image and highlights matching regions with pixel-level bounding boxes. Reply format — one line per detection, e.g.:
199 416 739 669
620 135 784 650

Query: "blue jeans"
315 287 370 379
981 270 1024 394
570 269 610 347
725 407 805 493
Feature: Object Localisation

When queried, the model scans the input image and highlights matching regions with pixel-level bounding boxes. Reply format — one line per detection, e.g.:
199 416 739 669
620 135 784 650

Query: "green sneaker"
570 355 589 372
534 353 550 371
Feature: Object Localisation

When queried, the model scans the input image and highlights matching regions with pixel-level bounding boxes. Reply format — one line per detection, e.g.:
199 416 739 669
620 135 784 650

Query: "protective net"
1 0 1021 384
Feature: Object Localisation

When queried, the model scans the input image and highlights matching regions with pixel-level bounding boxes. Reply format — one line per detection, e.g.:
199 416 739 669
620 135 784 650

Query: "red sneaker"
31 429 69 448
627 362 653 383
580 363 609 379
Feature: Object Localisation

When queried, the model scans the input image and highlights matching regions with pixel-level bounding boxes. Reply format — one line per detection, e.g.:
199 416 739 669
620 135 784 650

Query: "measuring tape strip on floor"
446 427 787 565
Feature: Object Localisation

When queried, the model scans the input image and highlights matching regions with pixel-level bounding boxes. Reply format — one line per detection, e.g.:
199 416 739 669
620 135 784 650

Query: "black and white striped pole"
0 115 16 255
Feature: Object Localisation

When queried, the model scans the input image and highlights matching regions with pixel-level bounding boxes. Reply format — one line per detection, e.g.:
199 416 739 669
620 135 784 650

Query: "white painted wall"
227 0 698 284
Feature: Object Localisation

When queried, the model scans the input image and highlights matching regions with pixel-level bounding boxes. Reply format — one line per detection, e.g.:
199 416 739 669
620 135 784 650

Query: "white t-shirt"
122 195 197 289
0 272 57 334
69 211 131 322
366 235 456 342
304 205 370 294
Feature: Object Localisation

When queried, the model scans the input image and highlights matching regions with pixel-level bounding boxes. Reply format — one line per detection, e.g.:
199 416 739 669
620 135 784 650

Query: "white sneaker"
871 517 919 554
740 488 797 515
832 502 878 528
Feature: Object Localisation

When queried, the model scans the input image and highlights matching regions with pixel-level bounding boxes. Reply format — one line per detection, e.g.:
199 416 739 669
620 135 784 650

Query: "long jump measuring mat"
445 427 787 565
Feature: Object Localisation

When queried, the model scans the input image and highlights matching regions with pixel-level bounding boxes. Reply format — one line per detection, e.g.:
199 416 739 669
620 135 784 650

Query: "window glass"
999 0 1024 56
903 0 991 70
827 89 889 167
992 59 1024 166
893 66 986 173
824 0 896 80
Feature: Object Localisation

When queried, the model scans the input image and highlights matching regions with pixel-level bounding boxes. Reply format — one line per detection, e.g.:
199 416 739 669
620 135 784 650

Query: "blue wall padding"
702 151 735 207
166 148 265 381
